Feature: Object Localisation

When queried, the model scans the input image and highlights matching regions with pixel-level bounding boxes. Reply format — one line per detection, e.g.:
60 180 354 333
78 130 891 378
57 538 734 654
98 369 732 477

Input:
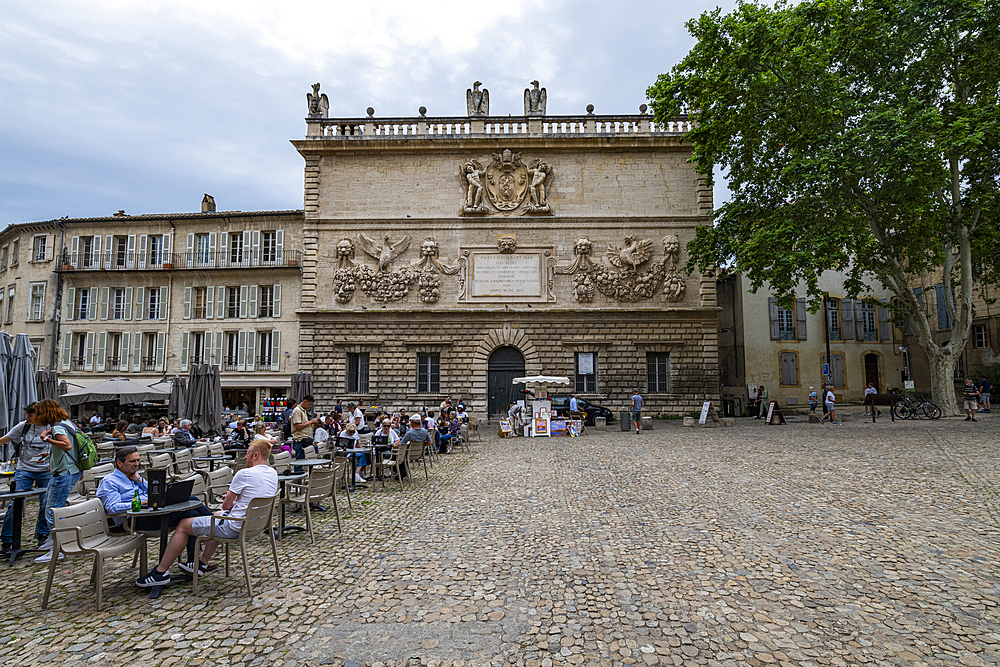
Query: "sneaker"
136 569 172 587
37 537 53 552
965 417 972 421
971 418 977 422
354 474 366 483
831 421 839 425
34 550 64 564
177 561 208 576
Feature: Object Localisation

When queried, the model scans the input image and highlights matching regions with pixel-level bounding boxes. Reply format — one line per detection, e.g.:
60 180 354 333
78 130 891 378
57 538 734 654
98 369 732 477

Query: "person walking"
824 385 838 425
978 375 991 413
807 387 818 416
757 385 768 419
32 399 82 563
630 389 643 435
963 378 980 421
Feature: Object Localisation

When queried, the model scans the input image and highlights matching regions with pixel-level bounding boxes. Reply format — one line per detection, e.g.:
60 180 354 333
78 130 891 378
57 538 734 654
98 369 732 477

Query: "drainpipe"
49 222 66 370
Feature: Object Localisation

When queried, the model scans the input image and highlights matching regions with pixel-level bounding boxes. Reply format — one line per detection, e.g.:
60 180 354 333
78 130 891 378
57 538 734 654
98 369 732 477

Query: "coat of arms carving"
460 149 552 217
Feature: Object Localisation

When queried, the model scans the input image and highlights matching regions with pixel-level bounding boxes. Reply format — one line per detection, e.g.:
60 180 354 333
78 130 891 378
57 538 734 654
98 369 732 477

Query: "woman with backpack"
33 399 81 563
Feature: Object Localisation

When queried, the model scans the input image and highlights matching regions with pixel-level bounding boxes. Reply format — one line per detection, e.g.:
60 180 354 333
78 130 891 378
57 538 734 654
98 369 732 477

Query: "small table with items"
121 498 204 598
0 488 47 565
192 455 233 472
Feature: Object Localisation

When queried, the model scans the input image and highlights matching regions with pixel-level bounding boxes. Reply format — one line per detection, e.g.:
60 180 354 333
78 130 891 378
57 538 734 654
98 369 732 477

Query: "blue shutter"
935 283 950 330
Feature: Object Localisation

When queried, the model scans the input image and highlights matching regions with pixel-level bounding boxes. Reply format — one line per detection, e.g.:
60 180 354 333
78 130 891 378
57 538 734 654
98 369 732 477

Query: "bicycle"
891 395 941 420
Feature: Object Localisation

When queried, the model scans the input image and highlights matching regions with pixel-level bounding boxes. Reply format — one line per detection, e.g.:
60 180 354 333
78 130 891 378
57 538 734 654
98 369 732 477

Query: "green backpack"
65 422 100 471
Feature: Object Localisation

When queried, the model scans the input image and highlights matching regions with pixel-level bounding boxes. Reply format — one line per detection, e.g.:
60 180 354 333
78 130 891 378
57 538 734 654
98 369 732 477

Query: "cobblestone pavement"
1 415 998 667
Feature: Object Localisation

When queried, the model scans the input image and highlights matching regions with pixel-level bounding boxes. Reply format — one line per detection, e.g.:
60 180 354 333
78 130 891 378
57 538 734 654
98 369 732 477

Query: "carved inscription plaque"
472 253 541 297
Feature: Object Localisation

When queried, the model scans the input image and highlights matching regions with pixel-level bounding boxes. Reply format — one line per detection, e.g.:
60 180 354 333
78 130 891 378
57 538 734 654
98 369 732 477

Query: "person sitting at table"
374 418 400 446
438 411 461 454
385 415 429 477
230 419 251 445
97 446 211 566
110 420 129 442
125 417 144 435
173 420 200 448
0 403 50 552
455 404 469 424
136 440 278 586
424 410 438 450
251 423 277 446
337 423 368 483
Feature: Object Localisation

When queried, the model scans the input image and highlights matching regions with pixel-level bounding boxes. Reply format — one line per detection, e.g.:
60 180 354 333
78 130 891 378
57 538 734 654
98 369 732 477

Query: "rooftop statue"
466 81 489 117
524 80 546 116
307 83 329 118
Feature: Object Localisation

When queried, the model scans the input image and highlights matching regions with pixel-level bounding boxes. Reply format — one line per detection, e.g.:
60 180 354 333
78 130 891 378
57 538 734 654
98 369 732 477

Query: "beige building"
0 220 60 364
718 272 906 414
291 83 720 418
4 201 304 420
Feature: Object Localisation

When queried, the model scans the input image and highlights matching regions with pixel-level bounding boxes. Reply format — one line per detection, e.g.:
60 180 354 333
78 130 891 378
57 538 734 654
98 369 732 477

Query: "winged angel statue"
606 236 653 273
467 81 489 116
357 233 411 272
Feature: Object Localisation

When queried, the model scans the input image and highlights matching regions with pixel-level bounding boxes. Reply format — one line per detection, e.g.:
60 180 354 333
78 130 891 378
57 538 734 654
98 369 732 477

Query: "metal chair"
270 450 292 473
283 468 340 540
191 495 280 596
42 499 147 611
206 466 234 512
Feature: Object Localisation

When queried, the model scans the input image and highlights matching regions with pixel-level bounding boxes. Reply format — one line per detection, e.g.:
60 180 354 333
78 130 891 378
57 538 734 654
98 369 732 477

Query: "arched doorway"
488 346 525 419
864 353 880 391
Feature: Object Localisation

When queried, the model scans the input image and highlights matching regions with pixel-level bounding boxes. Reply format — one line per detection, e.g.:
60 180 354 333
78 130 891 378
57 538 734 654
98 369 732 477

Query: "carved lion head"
497 235 517 254
421 238 439 258
337 238 355 259
574 238 593 257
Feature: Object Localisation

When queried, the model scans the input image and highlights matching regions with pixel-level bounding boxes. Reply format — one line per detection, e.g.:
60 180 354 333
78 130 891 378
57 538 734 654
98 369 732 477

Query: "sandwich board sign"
765 400 787 425
699 401 721 425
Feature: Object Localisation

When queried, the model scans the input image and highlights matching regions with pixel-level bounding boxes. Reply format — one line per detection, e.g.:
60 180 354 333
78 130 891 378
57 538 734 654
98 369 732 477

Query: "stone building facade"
0 220 60 364
292 84 719 418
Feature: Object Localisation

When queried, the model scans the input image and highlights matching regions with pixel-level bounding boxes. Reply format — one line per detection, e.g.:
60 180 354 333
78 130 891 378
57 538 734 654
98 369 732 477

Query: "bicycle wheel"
926 403 942 419
891 403 910 419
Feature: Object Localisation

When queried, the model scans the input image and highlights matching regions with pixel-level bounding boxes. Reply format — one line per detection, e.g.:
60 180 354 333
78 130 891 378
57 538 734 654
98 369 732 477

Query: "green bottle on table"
132 490 141 512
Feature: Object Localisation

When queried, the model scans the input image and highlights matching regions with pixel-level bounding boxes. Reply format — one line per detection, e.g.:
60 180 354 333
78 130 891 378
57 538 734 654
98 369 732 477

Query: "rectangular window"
262 232 277 263
1 246 8 270
81 237 93 268
196 234 211 265
113 288 126 320
147 288 161 320
258 331 273 366
777 307 795 340
10 240 19 266
190 332 205 365
935 283 951 330
77 289 89 320
780 351 799 386
192 287 206 319
973 323 989 349
575 352 597 393
646 353 670 394
225 332 239 370
417 353 440 393
7 284 16 320
861 302 878 341
32 236 47 262
258 285 274 318
826 298 841 340
113 236 128 268
28 283 45 320
230 234 244 265
227 287 240 318
73 334 87 370
828 352 845 388
347 352 370 394
149 234 164 266
107 333 123 371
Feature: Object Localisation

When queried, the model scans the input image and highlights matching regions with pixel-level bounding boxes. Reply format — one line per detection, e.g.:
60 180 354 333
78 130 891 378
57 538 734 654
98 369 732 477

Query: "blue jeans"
2 469 51 545
44 471 83 532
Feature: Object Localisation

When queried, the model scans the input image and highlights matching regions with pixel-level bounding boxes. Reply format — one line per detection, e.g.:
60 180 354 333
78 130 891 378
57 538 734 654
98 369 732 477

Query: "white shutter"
125 235 136 269
183 287 192 319
96 332 106 371
206 286 214 319
88 287 98 320
216 286 225 320
237 330 247 371
84 332 95 370
273 284 281 317
137 234 147 269
104 235 113 269
248 285 258 318
186 233 195 268
159 286 168 320
121 332 130 371
66 287 76 321
124 286 133 320
155 331 165 371
162 233 172 263
271 330 280 371
91 236 101 268
208 233 217 267
181 332 189 371
246 331 256 371
242 231 251 267
132 332 142 371
99 287 110 320
239 285 248 318
214 331 223 367
275 230 284 264
249 231 258 267
135 287 145 321
70 236 79 268
219 232 228 268
61 333 72 370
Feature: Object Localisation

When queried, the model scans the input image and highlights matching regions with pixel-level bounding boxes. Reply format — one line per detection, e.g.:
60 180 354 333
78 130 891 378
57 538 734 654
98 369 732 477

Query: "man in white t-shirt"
352 402 370 433
136 440 278 587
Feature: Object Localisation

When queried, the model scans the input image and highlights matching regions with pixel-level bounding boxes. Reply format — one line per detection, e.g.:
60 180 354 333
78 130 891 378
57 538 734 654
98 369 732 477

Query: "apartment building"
0 220 60 364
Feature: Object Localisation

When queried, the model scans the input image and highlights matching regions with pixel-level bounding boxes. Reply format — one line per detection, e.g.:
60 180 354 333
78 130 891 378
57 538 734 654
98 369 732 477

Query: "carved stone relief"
556 234 686 303
307 83 329 118
460 149 552 217
466 81 489 116
497 235 517 254
661 234 686 301
334 235 463 305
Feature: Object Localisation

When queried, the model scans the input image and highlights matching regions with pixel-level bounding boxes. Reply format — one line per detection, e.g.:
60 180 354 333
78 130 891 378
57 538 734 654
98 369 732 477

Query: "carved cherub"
527 159 550 207
358 233 411 272
307 83 329 118
524 80 547 116
336 238 355 269
466 81 489 116
462 160 485 209
606 236 653 273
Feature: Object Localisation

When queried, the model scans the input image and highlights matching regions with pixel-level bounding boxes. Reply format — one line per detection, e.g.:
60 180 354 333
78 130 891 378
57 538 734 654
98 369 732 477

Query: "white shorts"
824 402 835 412
190 515 241 540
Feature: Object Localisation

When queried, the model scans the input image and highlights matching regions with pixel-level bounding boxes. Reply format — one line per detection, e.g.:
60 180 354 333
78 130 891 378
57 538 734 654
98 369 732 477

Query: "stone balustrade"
307 115 692 139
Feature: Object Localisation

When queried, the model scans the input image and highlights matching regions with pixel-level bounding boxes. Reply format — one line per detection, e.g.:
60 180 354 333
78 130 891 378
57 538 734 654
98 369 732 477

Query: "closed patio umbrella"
167 376 187 420
8 334 38 427
289 372 313 403
185 364 223 437
35 369 59 401
0 333 12 435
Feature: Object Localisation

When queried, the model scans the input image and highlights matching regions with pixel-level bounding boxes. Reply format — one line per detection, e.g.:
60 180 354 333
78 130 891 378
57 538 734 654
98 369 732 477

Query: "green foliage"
648 0 1000 314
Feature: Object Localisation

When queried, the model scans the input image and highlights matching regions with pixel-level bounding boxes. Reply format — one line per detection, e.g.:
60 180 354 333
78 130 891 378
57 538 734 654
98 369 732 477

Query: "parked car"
548 396 616 426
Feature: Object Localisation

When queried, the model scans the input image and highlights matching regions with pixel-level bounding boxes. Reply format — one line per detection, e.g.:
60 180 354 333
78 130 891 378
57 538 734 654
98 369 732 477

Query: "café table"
274 472 306 540
339 447 376 490
121 498 204 599
192 455 232 472
0 488 47 565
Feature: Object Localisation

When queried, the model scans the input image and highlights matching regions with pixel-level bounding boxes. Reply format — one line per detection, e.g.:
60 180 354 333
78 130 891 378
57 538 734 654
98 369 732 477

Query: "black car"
548 396 616 426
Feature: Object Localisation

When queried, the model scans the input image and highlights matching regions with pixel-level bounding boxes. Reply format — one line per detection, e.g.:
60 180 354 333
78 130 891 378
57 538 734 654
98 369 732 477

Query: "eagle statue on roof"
466 81 489 116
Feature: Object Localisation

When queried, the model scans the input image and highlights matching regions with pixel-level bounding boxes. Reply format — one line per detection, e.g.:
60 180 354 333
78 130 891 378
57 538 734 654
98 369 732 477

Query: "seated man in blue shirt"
96 445 210 565
172 419 200 448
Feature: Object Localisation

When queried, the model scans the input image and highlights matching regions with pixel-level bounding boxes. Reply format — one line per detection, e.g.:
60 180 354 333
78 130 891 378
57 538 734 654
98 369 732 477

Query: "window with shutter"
779 352 798 386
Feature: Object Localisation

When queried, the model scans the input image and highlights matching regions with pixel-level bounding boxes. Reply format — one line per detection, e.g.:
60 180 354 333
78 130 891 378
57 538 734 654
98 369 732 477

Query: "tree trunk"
927 348 961 416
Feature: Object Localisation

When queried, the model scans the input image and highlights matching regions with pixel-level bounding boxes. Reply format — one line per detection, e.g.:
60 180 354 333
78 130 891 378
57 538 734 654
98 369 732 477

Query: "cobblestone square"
1 416 998 667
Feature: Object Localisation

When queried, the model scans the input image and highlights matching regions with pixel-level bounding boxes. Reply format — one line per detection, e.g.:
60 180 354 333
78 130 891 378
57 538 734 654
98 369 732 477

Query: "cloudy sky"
1 0 735 225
